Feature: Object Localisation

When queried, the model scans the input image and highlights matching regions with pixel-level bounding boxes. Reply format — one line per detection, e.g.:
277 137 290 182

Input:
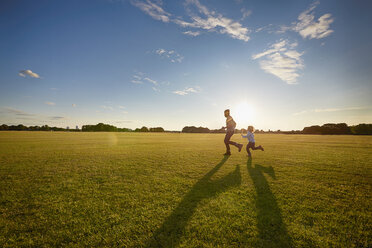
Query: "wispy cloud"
240 8 252 20
1 107 35 117
155 48 184 63
131 75 143 84
293 106 371 116
252 40 304 84
45 101 56 106
131 0 250 42
101 105 113 110
280 1 334 39
49 116 66 120
130 0 171 22
131 72 160 89
173 87 200 96
183 30 201 36
0 107 68 122
152 87 160 92
19 69 40 78
144 77 158 85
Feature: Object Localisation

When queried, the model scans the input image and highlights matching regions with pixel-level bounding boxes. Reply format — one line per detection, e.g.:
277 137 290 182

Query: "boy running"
241 125 264 158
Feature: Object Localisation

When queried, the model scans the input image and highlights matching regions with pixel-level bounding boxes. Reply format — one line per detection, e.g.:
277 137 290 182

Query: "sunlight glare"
233 102 256 129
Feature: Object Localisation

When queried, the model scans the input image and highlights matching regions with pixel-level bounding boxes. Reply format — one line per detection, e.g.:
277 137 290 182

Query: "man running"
223 109 243 155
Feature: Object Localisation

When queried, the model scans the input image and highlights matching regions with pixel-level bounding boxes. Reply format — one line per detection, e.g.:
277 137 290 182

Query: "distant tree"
0 124 8 130
149 127 164 132
351 124 372 135
82 123 118 132
210 127 225 133
303 125 322 134
182 126 210 133
140 126 149 132
135 126 149 132
118 128 132 132
303 123 351 135
40 125 50 131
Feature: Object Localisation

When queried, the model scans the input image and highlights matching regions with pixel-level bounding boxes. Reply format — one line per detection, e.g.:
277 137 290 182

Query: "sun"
233 101 256 128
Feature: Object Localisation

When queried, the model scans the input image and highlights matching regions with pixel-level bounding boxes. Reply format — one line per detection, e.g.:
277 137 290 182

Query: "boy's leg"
252 144 264 151
246 144 252 157
251 143 262 150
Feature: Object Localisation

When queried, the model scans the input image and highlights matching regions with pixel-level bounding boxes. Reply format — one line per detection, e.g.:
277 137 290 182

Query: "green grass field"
0 132 371 247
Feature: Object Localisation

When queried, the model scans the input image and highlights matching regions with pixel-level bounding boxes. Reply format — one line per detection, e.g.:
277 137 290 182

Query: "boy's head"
248 126 254 132
224 109 230 117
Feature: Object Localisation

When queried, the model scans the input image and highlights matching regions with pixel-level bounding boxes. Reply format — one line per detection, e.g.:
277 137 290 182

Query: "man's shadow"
247 158 292 247
146 156 241 247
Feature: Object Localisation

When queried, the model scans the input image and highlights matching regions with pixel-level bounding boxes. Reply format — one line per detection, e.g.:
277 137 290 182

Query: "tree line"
80 123 165 132
0 123 164 132
0 124 72 132
181 123 372 135
1 123 371 135
302 123 372 135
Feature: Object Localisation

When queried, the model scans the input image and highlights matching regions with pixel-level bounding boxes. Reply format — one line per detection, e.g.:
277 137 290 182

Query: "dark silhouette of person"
223 109 243 155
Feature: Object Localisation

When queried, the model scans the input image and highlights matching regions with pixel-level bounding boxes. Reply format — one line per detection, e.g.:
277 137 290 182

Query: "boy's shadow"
146 156 241 247
247 158 292 247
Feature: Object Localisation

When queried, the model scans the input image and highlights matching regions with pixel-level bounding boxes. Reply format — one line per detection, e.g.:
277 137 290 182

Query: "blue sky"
1 0 371 130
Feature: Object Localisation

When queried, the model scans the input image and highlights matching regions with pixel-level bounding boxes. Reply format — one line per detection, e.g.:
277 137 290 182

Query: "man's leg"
224 132 233 153
228 133 242 150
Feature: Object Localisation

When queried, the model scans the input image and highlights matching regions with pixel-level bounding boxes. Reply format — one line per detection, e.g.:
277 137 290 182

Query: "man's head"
224 109 230 117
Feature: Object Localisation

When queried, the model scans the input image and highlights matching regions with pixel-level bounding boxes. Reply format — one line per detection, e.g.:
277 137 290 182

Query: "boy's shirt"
226 116 236 132
242 131 255 143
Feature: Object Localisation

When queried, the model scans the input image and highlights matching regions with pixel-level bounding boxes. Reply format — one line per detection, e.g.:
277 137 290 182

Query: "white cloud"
183 30 201 36
252 40 304 84
130 0 171 22
131 0 250 42
45 101 55 106
155 48 184 63
181 0 250 41
280 1 334 39
173 87 200 96
19 69 40 78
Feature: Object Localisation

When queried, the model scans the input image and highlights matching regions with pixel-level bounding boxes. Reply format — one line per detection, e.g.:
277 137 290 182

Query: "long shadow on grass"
247 158 292 247
146 156 241 247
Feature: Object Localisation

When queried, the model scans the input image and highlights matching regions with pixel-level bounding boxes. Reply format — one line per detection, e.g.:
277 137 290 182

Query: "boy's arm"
241 134 247 138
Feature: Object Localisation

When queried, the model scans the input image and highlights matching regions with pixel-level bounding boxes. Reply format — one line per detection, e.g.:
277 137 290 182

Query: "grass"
0 131 371 247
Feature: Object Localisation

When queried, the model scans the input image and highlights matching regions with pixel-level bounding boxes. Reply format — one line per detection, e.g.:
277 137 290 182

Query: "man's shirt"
226 116 236 132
